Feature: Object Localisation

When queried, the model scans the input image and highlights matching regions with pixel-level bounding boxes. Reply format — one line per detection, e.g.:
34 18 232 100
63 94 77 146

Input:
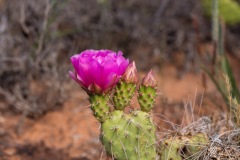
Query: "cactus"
113 82 137 110
99 68 157 159
70 51 211 159
89 94 109 122
113 62 138 110
70 51 158 159
90 67 157 159
159 133 209 160
101 110 157 160
138 70 157 112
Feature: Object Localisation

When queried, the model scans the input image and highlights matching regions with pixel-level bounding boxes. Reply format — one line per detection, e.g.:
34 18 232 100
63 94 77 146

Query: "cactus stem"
89 94 110 122
113 81 137 110
101 110 157 159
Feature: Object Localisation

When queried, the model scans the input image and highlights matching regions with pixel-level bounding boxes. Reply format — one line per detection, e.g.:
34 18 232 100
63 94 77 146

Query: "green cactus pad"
186 133 209 158
159 133 209 160
113 82 136 110
138 86 157 112
101 110 157 160
89 94 109 122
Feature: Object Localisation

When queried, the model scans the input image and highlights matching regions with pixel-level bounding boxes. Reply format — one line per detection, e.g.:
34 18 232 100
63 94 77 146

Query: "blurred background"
0 0 240 159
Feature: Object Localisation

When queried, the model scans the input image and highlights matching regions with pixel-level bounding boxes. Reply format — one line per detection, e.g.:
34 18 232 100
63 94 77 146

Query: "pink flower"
69 49 129 94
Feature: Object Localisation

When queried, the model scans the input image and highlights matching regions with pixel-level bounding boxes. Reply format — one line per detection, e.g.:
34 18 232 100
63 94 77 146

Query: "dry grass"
155 85 240 159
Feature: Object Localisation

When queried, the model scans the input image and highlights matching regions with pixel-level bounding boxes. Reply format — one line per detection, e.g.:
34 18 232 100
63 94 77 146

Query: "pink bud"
141 70 157 88
122 61 138 84
88 82 102 94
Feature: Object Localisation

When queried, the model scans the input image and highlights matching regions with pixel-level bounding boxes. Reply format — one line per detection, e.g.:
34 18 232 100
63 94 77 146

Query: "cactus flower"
122 61 138 84
69 49 129 94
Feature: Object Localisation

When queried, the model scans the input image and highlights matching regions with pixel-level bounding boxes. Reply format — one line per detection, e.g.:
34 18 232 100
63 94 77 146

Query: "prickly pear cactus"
113 81 136 110
159 133 209 160
138 85 157 112
138 70 157 112
99 69 157 160
113 62 138 110
101 110 156 160
89 94 109 122
88 68 158 159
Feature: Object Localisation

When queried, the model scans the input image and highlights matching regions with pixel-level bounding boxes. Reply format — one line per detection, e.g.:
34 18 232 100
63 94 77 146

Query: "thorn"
121 114 126 119
148 126 152 132
146 114 150 119
128 118 133 124
136 123 142 129
136 135 140 141
124 131 129 138
135 148 139 153
109 140 113 145
101 132 105 137
145 151 150 156
132 112 138 116
111 126 118 132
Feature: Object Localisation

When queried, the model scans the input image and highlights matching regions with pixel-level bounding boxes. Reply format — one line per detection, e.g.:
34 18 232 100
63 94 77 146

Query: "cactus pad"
159 133 209 160
138 86 157 112
89 94 109 122
113 82 136 110
101 110 157 160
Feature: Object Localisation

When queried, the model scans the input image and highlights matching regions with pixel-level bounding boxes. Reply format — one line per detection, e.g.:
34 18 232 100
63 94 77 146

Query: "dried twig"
19 0 30 35
35 0 52 61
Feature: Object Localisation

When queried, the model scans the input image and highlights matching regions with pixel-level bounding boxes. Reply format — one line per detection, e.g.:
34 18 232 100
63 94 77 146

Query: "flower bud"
88 82 102 94
122 61 138 84
141 70 157 88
